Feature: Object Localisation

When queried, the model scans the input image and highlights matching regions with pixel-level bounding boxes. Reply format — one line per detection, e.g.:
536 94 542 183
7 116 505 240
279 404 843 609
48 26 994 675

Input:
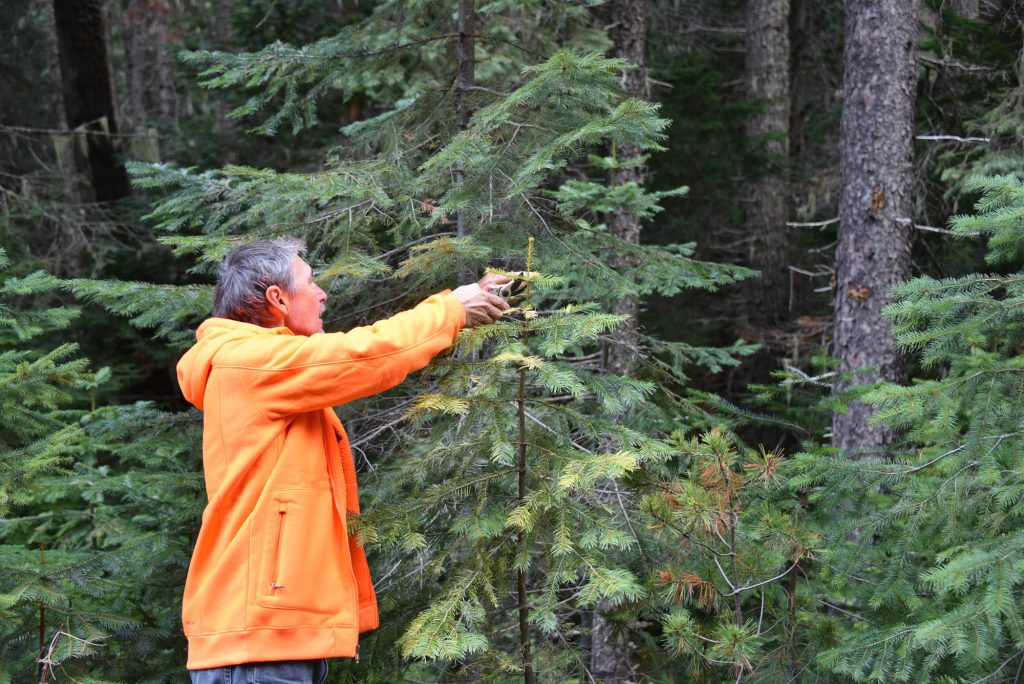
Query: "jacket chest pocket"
257 488 353 614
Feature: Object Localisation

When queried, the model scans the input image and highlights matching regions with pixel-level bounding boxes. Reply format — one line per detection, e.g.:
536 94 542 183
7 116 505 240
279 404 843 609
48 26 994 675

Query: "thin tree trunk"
831 0 919 453
455 0 475 243
591 2 645 682
517 365 535 684
124 0 146 131
52 0 131 201
213 0 239 163
517 238 536 684
151 1 178 128
38 544 45 684
742 0 791 334
605 0 646 379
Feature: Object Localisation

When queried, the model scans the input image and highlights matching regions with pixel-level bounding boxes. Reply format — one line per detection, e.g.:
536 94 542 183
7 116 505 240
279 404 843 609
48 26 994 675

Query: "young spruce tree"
0 250 113 683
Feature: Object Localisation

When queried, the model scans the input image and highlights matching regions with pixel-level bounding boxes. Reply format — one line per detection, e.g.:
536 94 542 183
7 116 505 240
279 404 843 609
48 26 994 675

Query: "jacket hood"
177 318 293 410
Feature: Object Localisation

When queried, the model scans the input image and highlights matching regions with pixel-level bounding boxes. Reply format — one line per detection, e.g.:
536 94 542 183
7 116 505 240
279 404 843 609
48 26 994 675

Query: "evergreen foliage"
62 4 755 680
794 175 1024 681
10 0 1024 681
0 249 106 681
0 251 202 682
378 277 670 677
0 249 89 517
643 428 819 681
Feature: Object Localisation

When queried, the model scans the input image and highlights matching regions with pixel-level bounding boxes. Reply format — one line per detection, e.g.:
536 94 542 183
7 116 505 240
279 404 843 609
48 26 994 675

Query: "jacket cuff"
437 289 467 330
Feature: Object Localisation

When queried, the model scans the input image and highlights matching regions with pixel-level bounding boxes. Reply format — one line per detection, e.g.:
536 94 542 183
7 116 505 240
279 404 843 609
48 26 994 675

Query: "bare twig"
820 600 871 623
780 364 835 387
907 443 968 473
786 217 838 229
896 216 982 237
0 121 163 139
725 561 801 597
919 55 999 73
916 134 990 143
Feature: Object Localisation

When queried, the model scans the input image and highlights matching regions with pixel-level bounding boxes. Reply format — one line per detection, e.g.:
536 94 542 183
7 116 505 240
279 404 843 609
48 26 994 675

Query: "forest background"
3 0 1024 682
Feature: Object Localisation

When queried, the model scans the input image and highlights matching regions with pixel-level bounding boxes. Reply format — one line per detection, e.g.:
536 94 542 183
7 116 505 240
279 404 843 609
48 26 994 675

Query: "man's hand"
452 274 512 328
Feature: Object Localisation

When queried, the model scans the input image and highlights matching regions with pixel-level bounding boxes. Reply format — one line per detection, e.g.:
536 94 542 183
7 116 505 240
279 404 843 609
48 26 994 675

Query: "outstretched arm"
233 277 509 418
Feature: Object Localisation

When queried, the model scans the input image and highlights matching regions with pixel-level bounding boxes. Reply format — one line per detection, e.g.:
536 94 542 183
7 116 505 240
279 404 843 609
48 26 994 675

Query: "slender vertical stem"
517 367 534 684
730 523 742 627
516 238 535 684
454 0 476 244
455 0 476 132
730 522 743 684
786 489 807 674
38 543 46 684
714 450 743 683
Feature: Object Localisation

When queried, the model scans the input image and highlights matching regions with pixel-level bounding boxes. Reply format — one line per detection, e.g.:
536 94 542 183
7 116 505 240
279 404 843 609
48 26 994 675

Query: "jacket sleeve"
225 292 466 418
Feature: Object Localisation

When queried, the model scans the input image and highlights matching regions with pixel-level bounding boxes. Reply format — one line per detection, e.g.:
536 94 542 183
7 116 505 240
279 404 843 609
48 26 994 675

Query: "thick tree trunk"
52 0 131 201
831 0 919 453
742 0 791 332
591 1 645 682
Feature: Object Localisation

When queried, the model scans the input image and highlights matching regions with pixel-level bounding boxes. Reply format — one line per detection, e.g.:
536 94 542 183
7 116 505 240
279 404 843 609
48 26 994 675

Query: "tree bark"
742 0 791 333
591 2 645 682
605 0 646 379
124 0 146 131
739 0 791 400
788 0 809 163
52 0 131 201
950 0 979 20
831 0 919 454
151 1 178 128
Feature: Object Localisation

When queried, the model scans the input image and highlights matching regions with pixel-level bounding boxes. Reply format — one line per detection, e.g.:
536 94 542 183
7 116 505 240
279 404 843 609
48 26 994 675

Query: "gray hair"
213 237 307 325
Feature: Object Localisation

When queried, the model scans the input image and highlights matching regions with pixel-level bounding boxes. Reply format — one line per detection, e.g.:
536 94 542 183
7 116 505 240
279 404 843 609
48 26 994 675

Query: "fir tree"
0 249 110 683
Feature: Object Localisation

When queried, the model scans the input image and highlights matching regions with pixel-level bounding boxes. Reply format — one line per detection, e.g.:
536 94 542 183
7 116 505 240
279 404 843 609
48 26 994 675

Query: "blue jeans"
189 659 328 684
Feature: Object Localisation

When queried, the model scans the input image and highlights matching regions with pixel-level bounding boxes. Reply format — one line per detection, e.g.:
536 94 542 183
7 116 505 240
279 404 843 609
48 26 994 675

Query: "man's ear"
265 284 288 316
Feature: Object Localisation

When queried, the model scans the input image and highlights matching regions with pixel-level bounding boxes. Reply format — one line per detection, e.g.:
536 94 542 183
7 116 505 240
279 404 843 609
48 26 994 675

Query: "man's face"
282 257 327 335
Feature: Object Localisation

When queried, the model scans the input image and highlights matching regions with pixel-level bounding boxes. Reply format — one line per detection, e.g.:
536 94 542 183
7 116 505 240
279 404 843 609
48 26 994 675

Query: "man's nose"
317 285 327 302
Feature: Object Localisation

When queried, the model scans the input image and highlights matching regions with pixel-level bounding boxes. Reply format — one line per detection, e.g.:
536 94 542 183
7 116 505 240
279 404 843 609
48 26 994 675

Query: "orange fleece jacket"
176 292 465 669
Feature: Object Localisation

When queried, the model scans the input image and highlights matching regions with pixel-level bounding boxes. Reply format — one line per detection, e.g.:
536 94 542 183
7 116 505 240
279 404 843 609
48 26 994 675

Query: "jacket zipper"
269 502 287 590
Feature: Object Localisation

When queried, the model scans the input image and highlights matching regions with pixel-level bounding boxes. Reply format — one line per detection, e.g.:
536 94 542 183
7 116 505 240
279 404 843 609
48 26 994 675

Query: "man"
176 237 509 683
